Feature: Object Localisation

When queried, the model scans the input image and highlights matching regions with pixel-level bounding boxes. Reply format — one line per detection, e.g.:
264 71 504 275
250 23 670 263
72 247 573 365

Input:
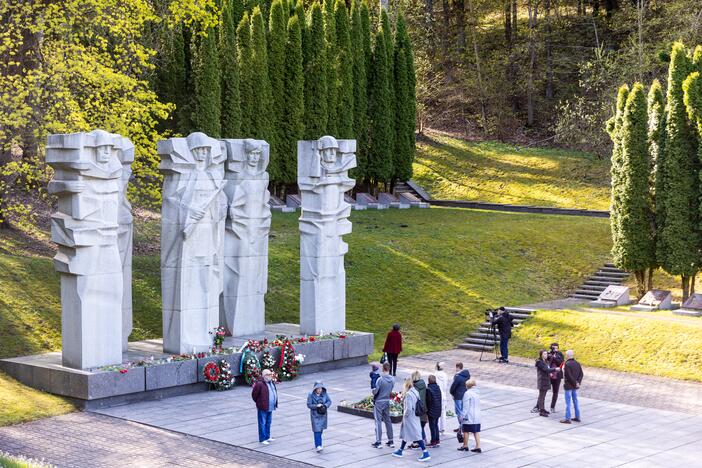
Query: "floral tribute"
278 339 302 381
216 360 235 390
203 362 220 383
240 349 262 386
340 392 403 417
260 349 276 371
209 326 227 352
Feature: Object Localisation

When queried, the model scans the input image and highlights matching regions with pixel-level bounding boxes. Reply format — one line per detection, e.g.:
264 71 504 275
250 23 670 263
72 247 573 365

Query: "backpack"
414 397 426 417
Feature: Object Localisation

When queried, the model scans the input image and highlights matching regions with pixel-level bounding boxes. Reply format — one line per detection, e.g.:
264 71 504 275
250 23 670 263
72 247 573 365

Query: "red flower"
119 369 128 374
309 336 315 342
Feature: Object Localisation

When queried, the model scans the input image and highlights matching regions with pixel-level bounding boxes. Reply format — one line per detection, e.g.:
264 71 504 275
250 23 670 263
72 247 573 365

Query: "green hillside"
413 132 611 210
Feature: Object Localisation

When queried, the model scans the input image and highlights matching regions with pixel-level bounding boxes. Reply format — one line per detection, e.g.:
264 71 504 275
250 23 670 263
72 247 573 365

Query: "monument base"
630 304 658 312
0 323 373 409
673 309 702 317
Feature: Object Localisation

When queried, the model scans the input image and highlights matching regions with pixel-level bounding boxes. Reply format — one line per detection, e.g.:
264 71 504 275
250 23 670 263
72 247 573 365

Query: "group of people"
533 343 584 424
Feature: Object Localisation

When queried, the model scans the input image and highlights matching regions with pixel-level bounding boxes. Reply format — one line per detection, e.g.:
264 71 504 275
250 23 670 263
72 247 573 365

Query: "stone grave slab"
398 192 429 208
285 194 301 209
268 195 295 213
674 293 702 316
590 285 631 307
344 193 366 210
378 192 410 209
630 289 673 312
356 193 388 209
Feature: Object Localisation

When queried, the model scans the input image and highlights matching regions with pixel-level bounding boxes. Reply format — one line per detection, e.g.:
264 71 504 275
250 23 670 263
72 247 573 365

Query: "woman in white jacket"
392 378 431 462
458 379 482 453
434 362 449 433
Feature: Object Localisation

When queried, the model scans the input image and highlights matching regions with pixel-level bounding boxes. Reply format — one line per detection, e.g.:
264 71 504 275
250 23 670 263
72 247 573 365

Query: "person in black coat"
547 342 565 413
534 349 556 417
492 307 513 363
425 375 443 447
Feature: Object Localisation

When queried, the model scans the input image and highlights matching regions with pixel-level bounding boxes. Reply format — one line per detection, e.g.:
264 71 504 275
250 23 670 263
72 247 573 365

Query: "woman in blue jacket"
306 381 332 452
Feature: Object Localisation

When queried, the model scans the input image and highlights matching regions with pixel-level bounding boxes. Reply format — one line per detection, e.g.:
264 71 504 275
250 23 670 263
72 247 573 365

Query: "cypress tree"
606 84 629 270
392 12 414 184
334 0 354 138
268 0 287 182
360 0 372 85
249 7 273 145
351 0 368 181
158 24 189 135
613 83 655 295
192 28 222 136
323 0 338 135
295 0 307 65
367 30 393 189
237 12 252 135
230 0 245 28
659 42 699 300
281 15 305 185
648 80 666 276
304 2 328 139
380 9 394 170
220 1 242 137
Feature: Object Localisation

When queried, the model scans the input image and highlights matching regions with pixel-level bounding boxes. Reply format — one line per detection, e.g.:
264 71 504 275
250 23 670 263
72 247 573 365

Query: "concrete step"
573 290 600 298
457 343 495 351
588 277 624 284
464 337 495 344
596 269 629 276
570 293 597 300
504 307 536 314
584 279 615 286
579 284 606 291
469 332 498 341
604 263 616 268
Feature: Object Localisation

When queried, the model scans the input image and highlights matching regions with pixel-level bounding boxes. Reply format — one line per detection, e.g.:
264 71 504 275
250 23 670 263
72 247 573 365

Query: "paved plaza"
2 349 702 467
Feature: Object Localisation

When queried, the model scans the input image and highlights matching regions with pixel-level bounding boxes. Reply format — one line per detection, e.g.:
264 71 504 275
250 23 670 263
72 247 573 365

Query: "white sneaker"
316 446 323 452
267 438 276 442
261 440 270 445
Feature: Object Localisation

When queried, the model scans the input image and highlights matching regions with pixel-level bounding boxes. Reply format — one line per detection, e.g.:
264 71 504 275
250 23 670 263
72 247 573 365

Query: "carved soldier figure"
298 136 356 335
159 132 227 354
117 141 135 352
47 129 128 369
221 138 271 336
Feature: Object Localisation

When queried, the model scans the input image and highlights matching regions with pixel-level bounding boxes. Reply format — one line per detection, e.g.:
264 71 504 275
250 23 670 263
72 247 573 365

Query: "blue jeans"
314 431 323 447
565 389 580 420
257 409 273 442
499 336 509 360
454 399 463 425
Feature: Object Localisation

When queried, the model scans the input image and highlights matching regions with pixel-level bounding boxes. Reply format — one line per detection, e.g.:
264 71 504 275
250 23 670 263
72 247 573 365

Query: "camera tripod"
478 314 501 363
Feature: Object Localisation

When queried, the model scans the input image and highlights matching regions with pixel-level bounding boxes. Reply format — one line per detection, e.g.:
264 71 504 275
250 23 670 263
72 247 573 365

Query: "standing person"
449 362 471 431
306 381 332 452
392 378 431 462
547 343 565 413
434 362 449 434
535 350 556 417
426 375 443 447
251 369 278 444
458 379 482 453
370 362 380 389
383 324 403 376
492 307 513 363
560 349 584 424
371 362 395 449
411 370 428 446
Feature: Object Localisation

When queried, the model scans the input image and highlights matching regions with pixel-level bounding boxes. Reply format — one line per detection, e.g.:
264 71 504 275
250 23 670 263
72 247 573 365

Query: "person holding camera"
547 343 565 413
306 381 332 452
491 307 513 363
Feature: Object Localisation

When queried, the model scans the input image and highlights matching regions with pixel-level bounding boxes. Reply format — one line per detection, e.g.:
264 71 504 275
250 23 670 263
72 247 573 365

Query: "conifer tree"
249 7 273 148
192 28 222 136
220 1 242 137
304 2 328 139
268 0 287 182
613 83 655 296
158 24 190 135
648 79 666 279
367 30 393 189
334 0 354 138
230 0 245 28
351 0 368 181
281 15 305 185
360 0 372 84
659 42 699 300
606 84 629 270
237 12 253 135
392 12 414 184
380 9 394 170
323 0 337 135
295 0 307 64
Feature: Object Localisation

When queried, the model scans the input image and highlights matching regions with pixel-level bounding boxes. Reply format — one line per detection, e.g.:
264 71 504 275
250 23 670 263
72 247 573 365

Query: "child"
458 379 481 453
370 362 380 389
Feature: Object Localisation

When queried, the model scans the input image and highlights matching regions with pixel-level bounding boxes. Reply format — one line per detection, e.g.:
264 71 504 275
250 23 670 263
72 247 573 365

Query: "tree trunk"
692 273 697 296
467 0 488 132
504 0 512 44
646 267 654 291
682 275 690 302
634 270 646 298
454 0 466 56
441 0 451 68
527 0 539 127
545 0 554 100
636 0 645 80
512 0 518 33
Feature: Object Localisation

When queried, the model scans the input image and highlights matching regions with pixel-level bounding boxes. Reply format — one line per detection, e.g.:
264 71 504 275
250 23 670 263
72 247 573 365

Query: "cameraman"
490 307 513 363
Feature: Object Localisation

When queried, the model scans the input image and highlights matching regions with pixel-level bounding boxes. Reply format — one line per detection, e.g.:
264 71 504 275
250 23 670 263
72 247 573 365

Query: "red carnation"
119 369 128 374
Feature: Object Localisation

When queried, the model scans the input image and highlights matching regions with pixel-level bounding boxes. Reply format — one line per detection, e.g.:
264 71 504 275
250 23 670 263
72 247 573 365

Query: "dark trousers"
387 353 399 376
499 336 509 360
420 420 427 441
428 416 440 444
537 389 548 411
550 378 561 409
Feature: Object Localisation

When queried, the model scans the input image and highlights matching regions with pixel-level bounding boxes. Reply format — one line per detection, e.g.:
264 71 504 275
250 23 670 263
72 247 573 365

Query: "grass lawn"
413 131 611 210
511 309 702 382
0 207 612 425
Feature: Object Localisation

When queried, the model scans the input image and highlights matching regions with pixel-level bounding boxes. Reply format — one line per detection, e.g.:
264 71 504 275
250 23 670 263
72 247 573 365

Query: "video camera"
485 308 498 319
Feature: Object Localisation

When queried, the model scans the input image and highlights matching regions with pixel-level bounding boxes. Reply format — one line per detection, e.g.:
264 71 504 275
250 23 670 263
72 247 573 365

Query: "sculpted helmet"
92 129 114 147
244 138 262 153
186 132 211 151
317 135 339 151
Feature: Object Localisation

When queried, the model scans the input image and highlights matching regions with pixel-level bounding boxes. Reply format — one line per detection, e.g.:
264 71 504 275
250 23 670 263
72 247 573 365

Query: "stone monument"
220 138 271 336
117 140 135 351
159 132 227 354
298 136 356 335
590 285 631 308
47 129 127 369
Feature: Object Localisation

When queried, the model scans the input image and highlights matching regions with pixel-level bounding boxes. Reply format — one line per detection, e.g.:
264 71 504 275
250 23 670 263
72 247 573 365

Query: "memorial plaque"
638 289 672 307
682 293 702 311
591 285 630 307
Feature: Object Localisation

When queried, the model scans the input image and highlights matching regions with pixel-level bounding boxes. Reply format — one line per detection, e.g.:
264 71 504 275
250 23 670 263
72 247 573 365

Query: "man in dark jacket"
560 349 584 424
383 324 403 376
425 375 443 447
449 362 470 430
492 307 513 363
251 369 278 444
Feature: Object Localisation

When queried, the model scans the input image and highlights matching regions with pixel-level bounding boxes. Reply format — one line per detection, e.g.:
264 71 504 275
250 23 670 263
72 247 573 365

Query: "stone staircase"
457 307 536 352
569 263 630 302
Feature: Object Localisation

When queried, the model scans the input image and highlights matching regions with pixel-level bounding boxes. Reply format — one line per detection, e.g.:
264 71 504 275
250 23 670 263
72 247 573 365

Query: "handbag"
380 352 387 364
316 404 327 415
457 431 464 443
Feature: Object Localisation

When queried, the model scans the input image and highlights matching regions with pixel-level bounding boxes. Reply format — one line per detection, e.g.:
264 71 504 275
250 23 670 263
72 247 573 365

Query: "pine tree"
268 0 287 182
334 0 354 139
304 2 328 139
380 8 394 174
350 0 368 181
237 12 252 135
367 30 393 189
192 28 222 136
323 0 337 135
613 83 655 296
392 12 414 184
606 84 629 273
281 15 305 185
648 79 666 277
220 1 242 137
659 42 699 300
249 7 273 146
